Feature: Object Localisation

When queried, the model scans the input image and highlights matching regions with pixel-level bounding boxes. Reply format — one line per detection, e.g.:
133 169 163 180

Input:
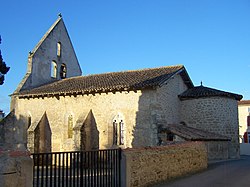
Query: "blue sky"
0 0 250 113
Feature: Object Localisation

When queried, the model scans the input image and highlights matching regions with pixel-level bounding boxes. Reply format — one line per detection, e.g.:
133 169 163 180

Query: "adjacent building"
238 100 250 143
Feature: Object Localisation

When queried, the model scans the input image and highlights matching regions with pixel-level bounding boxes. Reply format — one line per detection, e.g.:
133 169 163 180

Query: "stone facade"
121 142 207 187
0 110 33 187
13 74 187 152
9 16 241 160
180 97 240 158
0 151 32 187
13 16 81 95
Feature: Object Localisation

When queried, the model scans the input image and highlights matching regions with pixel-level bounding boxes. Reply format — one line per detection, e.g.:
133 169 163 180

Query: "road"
154 155 250 187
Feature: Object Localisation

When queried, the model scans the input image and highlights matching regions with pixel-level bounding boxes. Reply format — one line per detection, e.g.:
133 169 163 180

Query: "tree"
0 36 10 85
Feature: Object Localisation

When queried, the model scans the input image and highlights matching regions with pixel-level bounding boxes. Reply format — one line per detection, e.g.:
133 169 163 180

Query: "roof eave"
17 86 148 99
158 66 194 88
179 94 243 101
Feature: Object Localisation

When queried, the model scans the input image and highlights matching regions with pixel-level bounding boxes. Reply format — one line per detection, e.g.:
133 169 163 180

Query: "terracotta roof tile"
18 65 190 97
179 85 242 101
162 124 230 141
238 100 250 105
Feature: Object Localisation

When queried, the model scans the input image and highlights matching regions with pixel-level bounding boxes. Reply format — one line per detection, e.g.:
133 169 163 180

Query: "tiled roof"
18 65 192 98
238 100 250 105
179 85 243 101
162 124 230 141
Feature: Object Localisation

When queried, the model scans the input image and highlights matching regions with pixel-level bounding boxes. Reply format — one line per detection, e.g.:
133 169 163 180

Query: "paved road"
154 155 250 187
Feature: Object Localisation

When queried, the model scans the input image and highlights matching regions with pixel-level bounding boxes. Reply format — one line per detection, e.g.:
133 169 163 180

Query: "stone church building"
9 16 242 159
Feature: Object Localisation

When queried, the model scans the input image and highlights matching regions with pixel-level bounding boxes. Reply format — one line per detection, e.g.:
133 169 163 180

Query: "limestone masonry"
6 16 242 160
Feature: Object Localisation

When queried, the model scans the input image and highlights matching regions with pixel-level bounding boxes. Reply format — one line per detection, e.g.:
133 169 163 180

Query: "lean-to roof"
238 100 250 105
162 124 230 141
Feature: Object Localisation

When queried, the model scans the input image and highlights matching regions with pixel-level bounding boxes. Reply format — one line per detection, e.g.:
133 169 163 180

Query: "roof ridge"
41 64 184 83
179 84 243 101
196 85 239 95
82 64 184 77
17 64 188 97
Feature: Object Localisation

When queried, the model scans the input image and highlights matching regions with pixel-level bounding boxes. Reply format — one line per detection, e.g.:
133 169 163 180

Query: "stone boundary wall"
121 142 207 187
0 113 33 187
0 149 33 187
240 143 250 155
204 141 229 160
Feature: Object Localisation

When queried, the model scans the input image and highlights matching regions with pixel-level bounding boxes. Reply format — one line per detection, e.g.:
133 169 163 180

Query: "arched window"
51 61 57 78
68 115 73 138
113 114 125 145
57 42 61 57
60 63 67 79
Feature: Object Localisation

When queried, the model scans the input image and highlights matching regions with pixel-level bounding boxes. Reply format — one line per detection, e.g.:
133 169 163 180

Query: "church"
9 15 242 159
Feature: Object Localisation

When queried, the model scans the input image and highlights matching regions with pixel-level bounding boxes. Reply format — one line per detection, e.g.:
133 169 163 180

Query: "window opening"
120 120 124 145
51 61 57 78
113 115 125 146
60 63 67 79
167 132 174 141
68 115 73 138
113 120 118 145
57 42 61 57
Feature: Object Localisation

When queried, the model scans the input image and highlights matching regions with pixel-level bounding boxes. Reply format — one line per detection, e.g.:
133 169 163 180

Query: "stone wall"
180 97 239 158
13 74 187 152
0 150 33 187
153 75 188 144
15 90 143 152
13 17 82 94
204 141 229 160
121 142 207 187
240 143 250 155
0 113 33 187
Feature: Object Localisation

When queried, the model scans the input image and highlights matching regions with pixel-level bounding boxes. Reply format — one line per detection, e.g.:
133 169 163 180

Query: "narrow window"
113 115 125 146
119 120 124 145
68 115 73 138
113 120 118 145
51 61 57 78
60 63 67 79
167 132 174 141
57 42 61 57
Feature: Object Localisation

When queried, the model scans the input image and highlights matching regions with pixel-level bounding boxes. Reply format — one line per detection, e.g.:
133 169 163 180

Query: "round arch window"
60 63 67 79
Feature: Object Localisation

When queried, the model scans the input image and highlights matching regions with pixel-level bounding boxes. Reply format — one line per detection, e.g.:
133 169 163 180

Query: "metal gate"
31 148 121 187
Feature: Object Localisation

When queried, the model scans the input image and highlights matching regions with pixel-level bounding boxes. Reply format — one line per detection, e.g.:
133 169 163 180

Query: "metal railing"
31 149 121 187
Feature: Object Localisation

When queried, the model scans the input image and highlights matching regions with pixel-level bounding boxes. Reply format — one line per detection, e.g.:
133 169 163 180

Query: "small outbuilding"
179 84 242 158
159 124 231 160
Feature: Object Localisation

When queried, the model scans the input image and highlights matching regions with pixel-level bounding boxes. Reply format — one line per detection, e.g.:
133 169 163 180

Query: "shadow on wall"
80 110 99 151
0 110 28 150
132 90 160 147
33 112 52 153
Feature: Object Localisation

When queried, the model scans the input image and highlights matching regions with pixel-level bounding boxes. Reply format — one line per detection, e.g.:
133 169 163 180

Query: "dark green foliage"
0 36 10 85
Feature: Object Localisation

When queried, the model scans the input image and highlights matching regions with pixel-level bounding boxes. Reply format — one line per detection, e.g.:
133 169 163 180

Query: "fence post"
120 148 128 187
